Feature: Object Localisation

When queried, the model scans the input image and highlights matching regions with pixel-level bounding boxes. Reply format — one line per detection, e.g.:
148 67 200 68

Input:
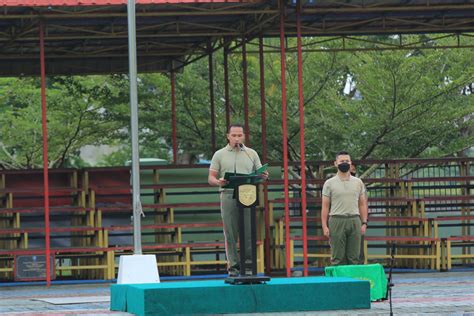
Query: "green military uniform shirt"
209 144 262 189
322 175 366 216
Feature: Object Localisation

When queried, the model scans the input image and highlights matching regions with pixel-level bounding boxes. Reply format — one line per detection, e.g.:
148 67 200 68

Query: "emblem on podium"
238 184 257 207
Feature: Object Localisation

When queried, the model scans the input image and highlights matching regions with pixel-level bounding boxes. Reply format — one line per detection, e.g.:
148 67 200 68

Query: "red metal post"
259 36 271 274
279 3 291 277
223 41 231 130
171 71 177 164
297 2 308 276
208 42 216 152
39 22 51 286
242 38 250 145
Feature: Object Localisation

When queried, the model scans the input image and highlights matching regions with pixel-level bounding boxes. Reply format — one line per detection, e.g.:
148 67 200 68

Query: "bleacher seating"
0 157 472 281
268 158 472 272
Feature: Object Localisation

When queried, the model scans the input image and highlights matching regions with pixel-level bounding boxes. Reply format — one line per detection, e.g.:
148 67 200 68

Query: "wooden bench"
0 206 96 233
110 242 225 278
368 216 434 239
0 246 111 280
95 201 222 223
108 240 264 278
272 216 320 269
275 215 435 268
0 206 94 215
433 215 474 239
288 234 441 270
0 188 86 211
104 222 223 246
364 236 440 270
274 215 433 239
441 236 474 270
101 223 262 277
0 225 107 280
289 235 330 268
268 196 418 217
0 226 105 249
0 240 263 280
417 195 474 216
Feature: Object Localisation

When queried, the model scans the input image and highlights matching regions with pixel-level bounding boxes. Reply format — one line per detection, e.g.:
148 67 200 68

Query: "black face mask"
337 162 351 173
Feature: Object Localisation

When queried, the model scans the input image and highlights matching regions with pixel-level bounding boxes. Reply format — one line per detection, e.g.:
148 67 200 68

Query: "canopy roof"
0 0 239 6
1 0 474 76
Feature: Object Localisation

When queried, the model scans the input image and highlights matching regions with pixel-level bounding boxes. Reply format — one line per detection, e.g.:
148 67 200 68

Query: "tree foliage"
0 34 472 169
317 47 474 160
0 76 122 168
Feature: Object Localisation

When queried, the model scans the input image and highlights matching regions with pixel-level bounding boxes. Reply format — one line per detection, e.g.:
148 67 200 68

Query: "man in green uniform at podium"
208 124 267 277
321 151 368 265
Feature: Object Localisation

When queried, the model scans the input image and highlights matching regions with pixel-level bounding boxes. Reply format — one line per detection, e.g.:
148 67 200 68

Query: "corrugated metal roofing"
1 0 473 76
0 0 243 6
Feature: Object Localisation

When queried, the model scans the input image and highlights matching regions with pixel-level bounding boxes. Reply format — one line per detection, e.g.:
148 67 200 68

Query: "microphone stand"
234 143 239 176
239 144 258 172
387 243 395 316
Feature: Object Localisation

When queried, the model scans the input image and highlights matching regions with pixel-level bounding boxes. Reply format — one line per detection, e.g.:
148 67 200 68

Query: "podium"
225 175 270 285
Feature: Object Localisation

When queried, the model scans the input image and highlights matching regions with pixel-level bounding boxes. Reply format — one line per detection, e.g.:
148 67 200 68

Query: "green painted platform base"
110 277 370 316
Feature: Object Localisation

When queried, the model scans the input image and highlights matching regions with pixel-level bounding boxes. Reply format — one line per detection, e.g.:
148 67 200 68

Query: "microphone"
234 143 238 175
239 143 257 172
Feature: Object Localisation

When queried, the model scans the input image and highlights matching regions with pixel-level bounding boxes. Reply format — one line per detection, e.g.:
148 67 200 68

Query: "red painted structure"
296 4 308 276
0 0 244 5
1 0 473 283
39 22 52 286
258 36 270 273
171 72 178 164
278 4 291 277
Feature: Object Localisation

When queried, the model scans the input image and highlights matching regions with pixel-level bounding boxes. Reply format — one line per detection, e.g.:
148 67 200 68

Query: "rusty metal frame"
1 1 473 76
243 33 474 54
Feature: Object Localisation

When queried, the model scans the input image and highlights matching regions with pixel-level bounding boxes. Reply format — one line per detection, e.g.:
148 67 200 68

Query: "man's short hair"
227 123 244 133
335 151 350 160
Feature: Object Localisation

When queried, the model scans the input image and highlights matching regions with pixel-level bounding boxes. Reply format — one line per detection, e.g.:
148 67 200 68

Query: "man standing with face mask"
321 151 368 265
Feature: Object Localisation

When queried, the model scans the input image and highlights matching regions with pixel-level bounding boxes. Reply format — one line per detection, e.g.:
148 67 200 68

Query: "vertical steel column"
223 41 231 130
171 72 177 164
39 21 51 287
259 36 268 162
296 2 308 276
279 2 291 277
259 36 271 274
242 38 250 145
208 42 216 152
127 0 142 254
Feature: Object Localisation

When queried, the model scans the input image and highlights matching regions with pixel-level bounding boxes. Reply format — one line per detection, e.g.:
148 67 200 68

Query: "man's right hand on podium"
208 170 228 187
216 177 228 186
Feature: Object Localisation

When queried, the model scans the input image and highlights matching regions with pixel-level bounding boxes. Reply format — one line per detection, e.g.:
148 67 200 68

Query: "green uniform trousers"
220 191 252 271
328 215 362 265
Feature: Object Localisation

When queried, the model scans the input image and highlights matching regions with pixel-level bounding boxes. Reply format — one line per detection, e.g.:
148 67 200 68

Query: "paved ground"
1 271 473 315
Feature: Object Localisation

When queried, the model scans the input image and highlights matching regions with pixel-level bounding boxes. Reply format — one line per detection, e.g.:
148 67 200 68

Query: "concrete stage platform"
110 277 370 316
